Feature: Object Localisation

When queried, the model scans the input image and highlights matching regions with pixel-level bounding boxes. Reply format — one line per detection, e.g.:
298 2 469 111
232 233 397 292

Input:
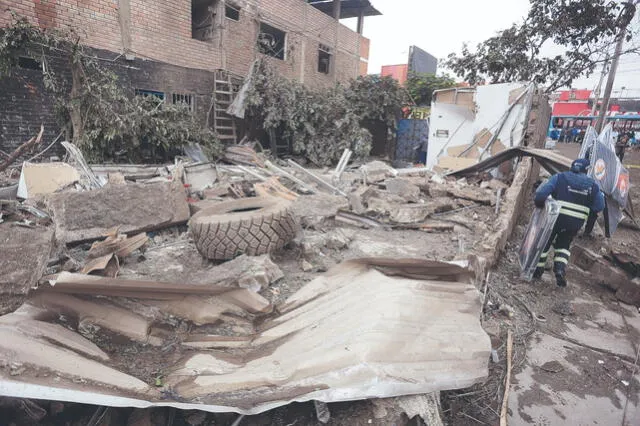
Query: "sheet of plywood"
437 156 478 171
17 162 80 199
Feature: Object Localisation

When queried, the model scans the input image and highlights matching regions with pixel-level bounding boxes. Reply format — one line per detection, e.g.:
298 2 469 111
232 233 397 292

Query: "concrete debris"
301 259 314 272
17 162 80 199
390 199 455 224
372 394 444 425
0 225 54 313
204 254 284 293
291 192 349 229
107 172 127 186
447 185 495 205
360 160 396 183
314 400 331 424
0 184 18 200
384 178 421 202
302 229 354 256
47 181 190 245
390 204 431 224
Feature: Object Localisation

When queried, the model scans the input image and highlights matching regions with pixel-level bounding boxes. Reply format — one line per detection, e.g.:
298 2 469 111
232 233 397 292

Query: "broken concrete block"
291 193 349 229
571 244 630 291
17 162 80 199
0 225 54 313
107 172 126 186
301 260 314 272
212 254 284 292
390 205 431 224
47 181 190 244
361 160 395 183
348 186 369 214
447 185 494 205
390 199 456 223
384 178 421 203
615 278 640 307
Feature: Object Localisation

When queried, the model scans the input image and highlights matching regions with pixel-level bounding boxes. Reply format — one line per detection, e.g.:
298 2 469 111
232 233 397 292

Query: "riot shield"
519 199 560 281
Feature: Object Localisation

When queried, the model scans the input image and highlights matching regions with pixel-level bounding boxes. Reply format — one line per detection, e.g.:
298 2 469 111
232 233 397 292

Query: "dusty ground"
442 143 640 426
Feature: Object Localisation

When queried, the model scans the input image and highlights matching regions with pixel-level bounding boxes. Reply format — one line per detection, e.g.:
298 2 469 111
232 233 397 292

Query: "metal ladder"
213 70 237 144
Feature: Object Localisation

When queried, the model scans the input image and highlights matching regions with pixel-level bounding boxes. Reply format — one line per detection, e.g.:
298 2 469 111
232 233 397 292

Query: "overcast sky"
342 0 640 97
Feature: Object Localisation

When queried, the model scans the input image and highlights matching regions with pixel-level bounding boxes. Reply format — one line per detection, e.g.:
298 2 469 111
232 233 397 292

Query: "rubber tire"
189 197 298 260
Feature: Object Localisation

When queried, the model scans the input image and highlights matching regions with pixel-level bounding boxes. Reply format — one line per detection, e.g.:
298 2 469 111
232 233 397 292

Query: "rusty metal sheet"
0 258 490 415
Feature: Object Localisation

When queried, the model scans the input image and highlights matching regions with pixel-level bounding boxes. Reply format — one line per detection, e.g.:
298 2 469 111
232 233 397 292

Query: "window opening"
258 22 286 60
225 4 240 21
172 93 194 112
192 0 217 41
318 44 332 74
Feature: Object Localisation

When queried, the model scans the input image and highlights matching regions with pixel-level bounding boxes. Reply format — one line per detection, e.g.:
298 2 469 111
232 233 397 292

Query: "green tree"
405 73 455 106
446 0 638 92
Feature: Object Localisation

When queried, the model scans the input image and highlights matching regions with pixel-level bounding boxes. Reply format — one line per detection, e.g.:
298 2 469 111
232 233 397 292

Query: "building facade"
0 0 374 151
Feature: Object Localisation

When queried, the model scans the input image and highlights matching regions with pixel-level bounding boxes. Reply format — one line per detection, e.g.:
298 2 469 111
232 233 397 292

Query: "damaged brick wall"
0 0 370 151
0 49 218 154
0 67 60 154
0 1 368 86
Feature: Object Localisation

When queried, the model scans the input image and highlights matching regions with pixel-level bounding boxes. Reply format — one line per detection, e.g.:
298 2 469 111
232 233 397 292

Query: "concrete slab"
0 225 54 312
47 181 189 244
509 332 639 426
559 298 637 359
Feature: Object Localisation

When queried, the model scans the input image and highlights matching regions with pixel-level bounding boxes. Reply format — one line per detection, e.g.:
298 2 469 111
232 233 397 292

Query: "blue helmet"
571 158 590 174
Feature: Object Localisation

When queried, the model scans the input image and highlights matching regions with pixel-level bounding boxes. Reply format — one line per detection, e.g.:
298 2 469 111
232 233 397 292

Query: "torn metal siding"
0 258 490 415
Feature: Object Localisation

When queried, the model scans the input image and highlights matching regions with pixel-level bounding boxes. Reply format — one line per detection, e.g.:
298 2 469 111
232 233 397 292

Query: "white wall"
427 82 531 170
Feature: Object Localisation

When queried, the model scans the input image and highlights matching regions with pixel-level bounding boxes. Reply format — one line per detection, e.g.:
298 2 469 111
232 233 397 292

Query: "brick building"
0 0 377 151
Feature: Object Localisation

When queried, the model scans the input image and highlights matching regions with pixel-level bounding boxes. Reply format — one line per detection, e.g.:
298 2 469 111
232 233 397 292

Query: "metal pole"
595 1 637 132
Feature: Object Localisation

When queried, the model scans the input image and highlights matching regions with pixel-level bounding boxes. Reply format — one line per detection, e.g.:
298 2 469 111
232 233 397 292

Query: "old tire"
189 197 298 260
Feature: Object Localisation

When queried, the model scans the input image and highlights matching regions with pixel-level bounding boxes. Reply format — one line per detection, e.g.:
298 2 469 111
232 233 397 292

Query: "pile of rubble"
0 140 523 424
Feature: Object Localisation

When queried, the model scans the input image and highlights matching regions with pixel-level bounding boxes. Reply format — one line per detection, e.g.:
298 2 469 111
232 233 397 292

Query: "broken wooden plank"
264 160 314 194
500 330 514 426
0 125 44 173
254 177 298 201
335 210 387 229
287 159 347 196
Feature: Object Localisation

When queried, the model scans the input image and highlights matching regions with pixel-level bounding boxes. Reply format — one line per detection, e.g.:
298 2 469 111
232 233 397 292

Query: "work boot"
533 267 544 279
553 262 567 288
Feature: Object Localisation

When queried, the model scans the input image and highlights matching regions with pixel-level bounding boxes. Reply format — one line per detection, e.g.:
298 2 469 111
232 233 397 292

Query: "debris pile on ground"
0 138 548 425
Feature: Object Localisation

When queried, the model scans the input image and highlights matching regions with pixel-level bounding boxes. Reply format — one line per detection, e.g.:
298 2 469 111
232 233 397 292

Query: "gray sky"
343 0 640 97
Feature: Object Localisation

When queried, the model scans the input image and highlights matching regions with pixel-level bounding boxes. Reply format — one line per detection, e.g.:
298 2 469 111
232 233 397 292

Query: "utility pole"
595 1 638 132
590 56 609 118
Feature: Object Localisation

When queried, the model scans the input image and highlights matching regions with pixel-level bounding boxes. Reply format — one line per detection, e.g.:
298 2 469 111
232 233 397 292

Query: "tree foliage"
405 73 455 106
0 15 221 163
344 75 406 127
245 60 405 166
446 0 638 91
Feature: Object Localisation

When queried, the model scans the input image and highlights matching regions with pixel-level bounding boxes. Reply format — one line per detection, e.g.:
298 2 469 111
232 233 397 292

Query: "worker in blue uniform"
533 159 605 287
